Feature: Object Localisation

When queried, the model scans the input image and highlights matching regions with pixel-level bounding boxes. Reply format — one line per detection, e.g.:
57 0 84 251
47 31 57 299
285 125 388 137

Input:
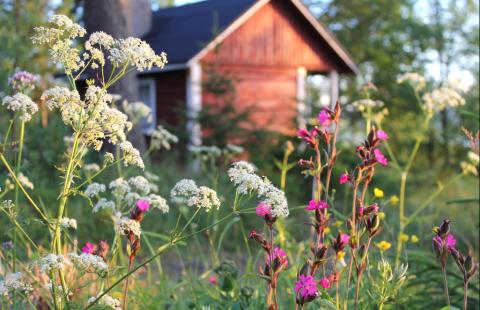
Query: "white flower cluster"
60 217 77 230
109 178 131 198
32 15 86 74
351 99 384 112
148 194 169 213
170 179 220 211
85 183 106 198
115 217 141 237
128 176 154 195
397 73 426 91
422 86 465 114
0 272 32 297
122 100 151 124
38 254 71 273
84 163 101 173
119 141 144 169
150 125 179 150
16 172 34 190
87 293 122 310
93 198 116 213
108 37 167 71
190 144 245 162
228 161 289 218
68 253 108 276
2 93 38 122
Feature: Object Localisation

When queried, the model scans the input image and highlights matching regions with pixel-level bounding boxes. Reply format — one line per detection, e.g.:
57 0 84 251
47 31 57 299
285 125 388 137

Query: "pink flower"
294 275 318 299
433 233 456 253
208 275 218 285
445 234 456 250
333 233 350 253
297 128 318 146
306 200 329 211
339 173 349 184
340 233 350 245
256 202 272 217
319 277 331 289
374 149 388 166
318 109 332 127
82 242 95 254
377 130 389 141
136 199 151 212
273 247 289 268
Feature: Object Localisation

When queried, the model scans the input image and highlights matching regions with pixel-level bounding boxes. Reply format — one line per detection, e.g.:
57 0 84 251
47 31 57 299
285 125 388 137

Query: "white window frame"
138 78 157 134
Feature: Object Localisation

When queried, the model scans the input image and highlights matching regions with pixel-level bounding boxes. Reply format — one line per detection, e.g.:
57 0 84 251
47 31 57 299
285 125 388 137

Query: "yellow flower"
378 212 386 220
411 235 419 243
399 234 409 242
376 240 392 251
337 251 346 260
334 220 343 227
324 227 331 234
374 188 384 198
390 195 399 205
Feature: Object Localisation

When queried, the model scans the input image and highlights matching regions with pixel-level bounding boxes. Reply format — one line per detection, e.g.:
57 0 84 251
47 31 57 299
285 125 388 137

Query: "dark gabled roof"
144 0 256 64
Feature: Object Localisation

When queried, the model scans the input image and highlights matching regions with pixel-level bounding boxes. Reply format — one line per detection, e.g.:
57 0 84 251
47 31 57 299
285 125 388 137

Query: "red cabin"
139 0 358 144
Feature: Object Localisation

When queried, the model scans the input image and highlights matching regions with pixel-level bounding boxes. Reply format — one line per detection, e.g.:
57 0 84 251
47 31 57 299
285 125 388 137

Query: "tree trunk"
84 0 147 152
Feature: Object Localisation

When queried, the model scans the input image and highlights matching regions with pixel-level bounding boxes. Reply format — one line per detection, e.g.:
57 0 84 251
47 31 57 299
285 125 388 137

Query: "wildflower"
376 241 392 251
390 195 399 205
376 129 389 141
374 149 388 166
374 188 384 198
423 86 465 115
136 199 150 212
319 277 331 289
104 152 115 164
337 251 346 260
0 272 32 296
272 247 289 268
318 108 332 127
83 164 100 174
332 233 350 253
60 217 77 230
150 125 178 150
399 234 409 243
411 235 419 243
256 202 272 217
128 176 152 195
397 72 426 91
171 179 199 204
190 186 221 212
305 199 329 211
2 93 38 122
433 234 456 252
68 252 108 276
294 275 318 302
339 173 349 184
119 141 144 169
8 71 39 93
208 275 218 285
115 217 141 237
84 182 106 198
87 293 121 310
38 254 71 273
147 194 169 213
2 241 14 250
109 178 131 198
351 99 384 112
378 212 386 220
324 227 331 234
93 198 115 213
108 37 167 71
16 172 34 190
297 128 318 146
82 242 95 254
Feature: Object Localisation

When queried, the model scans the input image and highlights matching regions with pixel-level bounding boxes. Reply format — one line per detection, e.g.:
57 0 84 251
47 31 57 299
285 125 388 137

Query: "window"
138 78 157 134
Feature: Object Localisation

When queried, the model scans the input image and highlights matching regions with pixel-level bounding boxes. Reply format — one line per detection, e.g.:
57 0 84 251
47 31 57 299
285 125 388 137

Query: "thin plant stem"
463 281 468 310
122 257 134 309
13 120 25 272
442 266 451 307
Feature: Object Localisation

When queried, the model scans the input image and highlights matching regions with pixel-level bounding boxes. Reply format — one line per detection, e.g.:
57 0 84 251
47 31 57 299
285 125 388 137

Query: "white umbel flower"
190 186 221 212
170 179 199 204
397 72 426 91
84 183 106 198
60 217 77 230
2 93 38 122
148 194 169 213
423 87 465 114
88 293 122 310
109 178 131 198
38 254 71 273
93 198 115 213
68 253 108 276
0 272 32 297
119 141 144 169
150 125 178 150
108 37 167 71
128 176 152 195
115 217 141 237
16 172 34 190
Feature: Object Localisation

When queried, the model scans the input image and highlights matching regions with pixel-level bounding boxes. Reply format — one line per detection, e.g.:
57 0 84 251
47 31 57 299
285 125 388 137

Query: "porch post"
186 61 202 147
329 69 339 107
296 67 307 128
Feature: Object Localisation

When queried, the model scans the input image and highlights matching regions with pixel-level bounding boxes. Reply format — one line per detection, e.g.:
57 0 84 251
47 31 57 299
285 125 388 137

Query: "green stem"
442 266 451 307
13 120 25 272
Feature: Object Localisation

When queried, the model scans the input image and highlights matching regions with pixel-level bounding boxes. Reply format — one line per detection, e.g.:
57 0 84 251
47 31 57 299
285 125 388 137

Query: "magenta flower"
306 200 329 211
377 130 389 141
319 277 331 289
294 274 318 299
445 234 456 250
340 233 350 245
333 233 350 253
136 199 151 212
256 202 272 217
318 109 332 127
339 173 349 184
297 128 318 146
374 148 388 166
208 275 218 285
273 247 289 268
82 242 95 254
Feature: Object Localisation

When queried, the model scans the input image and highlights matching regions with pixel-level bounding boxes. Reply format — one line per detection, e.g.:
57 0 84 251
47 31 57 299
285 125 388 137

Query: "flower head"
339 173 349 184
82 242 95 254
374 149 388 166
2 93 38 122
256 202 272 217
297 128 318 146
374 188 384 198
273 247 289 269
376 240 392 251
411 235 419 243
136 199 150 212
319 277 331 289
306 200 329 211
318 108 332 127
295 275 318 302
376 130 389 141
